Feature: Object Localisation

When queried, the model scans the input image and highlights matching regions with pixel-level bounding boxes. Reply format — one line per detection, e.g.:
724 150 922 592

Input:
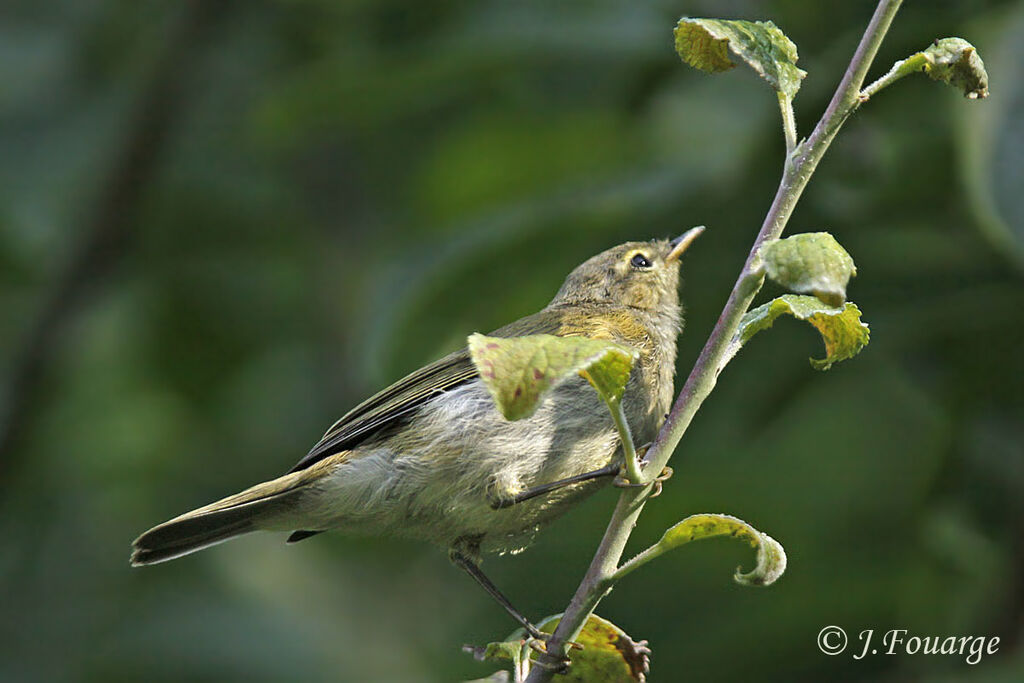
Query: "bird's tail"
131 465 327 566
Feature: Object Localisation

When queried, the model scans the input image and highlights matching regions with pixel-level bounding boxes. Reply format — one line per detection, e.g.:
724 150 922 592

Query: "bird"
131 228 702 638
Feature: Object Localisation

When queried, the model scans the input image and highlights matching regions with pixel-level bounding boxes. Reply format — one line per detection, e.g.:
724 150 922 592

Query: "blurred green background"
2 1 1023 681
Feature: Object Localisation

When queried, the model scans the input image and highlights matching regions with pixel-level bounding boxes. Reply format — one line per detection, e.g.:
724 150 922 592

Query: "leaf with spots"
468 333 638 421
674 18 806 99
735 294 870 371
615 513 787 588
466 614 650 682
759 232 857 307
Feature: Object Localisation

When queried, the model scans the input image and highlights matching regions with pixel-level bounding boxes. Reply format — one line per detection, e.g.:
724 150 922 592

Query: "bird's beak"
666 225 705 263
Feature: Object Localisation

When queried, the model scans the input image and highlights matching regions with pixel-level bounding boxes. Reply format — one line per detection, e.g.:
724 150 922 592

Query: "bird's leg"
450 549 547 640
450 549 577 673
487 463 620 510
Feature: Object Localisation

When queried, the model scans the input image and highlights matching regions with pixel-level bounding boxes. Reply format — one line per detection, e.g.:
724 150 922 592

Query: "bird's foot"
613 443 673 497
526 633 583 675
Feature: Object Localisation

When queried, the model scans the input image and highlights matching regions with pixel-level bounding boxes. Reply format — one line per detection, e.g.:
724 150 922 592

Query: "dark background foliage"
2 1 1022 681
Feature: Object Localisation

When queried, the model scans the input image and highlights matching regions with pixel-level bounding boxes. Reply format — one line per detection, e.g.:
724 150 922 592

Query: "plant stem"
778 93 798 155
525 1 903 678
607 398 645 485
860 53 928 102
609 536 666 583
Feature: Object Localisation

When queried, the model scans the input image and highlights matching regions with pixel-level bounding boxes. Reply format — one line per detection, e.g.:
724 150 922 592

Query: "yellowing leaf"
468 333 638 421
674 18 806 99
759 232 857 307
468 614 649 682
737 295 870 370
534 614 650 682
653 514 787 587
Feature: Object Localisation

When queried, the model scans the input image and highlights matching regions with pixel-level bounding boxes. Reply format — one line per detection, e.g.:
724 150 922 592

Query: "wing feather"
288 310 565 473
288 349 476 472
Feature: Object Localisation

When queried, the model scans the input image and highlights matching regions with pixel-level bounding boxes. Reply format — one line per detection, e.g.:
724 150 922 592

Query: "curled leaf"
920 38 990 99
616 513 786 587
759 232 857 307
658 514 787 587
873 37 990 100
674 18 806 99
468 333 638 420
737 294 869 370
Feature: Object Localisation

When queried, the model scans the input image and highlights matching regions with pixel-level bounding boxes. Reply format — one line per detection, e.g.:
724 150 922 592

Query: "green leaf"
917 38 990 99
738 294 870 371
653 513 787 587
465 639 528 664
673 18 806 99
759 232 857 307
467 614 649 682
468 333 638 420
463 639 529 683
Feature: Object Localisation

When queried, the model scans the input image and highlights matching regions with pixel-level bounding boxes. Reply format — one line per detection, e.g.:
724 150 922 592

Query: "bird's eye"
630 253 652 269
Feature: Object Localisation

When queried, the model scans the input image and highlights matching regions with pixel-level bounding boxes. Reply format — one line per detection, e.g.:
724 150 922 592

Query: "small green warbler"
132 229 701 639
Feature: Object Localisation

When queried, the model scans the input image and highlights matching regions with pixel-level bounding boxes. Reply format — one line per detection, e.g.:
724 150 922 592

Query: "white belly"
300 377 622 554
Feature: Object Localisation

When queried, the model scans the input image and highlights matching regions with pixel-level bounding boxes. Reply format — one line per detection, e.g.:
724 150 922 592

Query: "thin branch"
525 1 904 678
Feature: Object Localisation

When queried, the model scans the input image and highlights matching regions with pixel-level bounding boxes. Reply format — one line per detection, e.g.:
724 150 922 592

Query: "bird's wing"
288 310 566 473
288 311 569 475
288 348 477 472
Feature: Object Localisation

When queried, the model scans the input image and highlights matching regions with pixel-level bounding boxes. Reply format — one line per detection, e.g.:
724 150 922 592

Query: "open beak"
666 225 705 263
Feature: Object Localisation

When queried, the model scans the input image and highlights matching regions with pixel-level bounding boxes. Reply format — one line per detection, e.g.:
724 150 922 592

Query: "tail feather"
131 514 256 566
131 465 331 566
